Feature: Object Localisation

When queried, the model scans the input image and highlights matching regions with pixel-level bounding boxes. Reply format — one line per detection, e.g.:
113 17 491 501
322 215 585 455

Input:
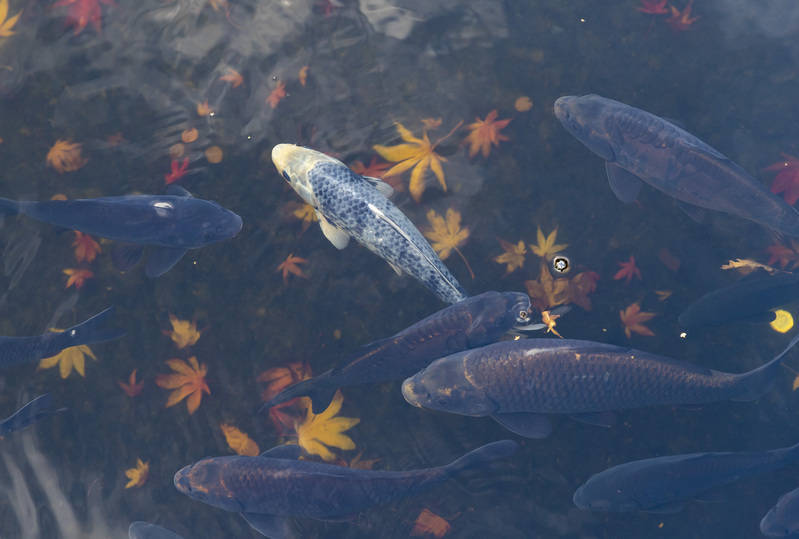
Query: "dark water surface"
1 1 799 537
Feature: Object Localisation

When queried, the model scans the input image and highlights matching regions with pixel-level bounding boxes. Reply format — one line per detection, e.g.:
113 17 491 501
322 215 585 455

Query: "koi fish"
401 334 799 438
554 94 799 235
0 394 65 437
271 144 467 304
174 440 517 538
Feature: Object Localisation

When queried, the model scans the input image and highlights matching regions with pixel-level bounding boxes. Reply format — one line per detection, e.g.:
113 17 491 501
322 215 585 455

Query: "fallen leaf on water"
124 458 149 488
72 231 101 263
766 154 799 206
296 390 359 461
540 310 562 338
411 509 452 538
529 227 567 260
525 262 570 311
721 258 779 275
165 314 202 349
666 0 698 31
654 290 672 301
196 100 214 116
464 110 511 158
165 157 189 184
298 65 309 86
47 140 87 173
514 96 532 112
0 0 22 37
267 81 286 109
219 68 243 88
569 270 599 311
614 255 642 283
620 303 656 338
55 0 114 35
276 253 309 284
771 310 794 334
421 117 442 130
258 361 313 435
423 208 474 279
181 128 199 143
118 369 144 397
290 202 318 232
205 146 223 164
493 238 526 274
792 374 799 391
221 423 260 456
39 331 97 378
63 268 94 289
155 356 210 415
350 156 391 179
637 0 669 15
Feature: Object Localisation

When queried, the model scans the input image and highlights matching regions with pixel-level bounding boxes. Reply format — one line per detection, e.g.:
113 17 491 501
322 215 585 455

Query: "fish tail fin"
732 331 799 402
259 372 337 415
0 198 20 216
60 307 126 347
0 394 66 437
445 440 518 475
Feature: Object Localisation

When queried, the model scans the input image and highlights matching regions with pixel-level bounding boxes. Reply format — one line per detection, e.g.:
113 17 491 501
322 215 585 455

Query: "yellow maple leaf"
155 356 210 415
165 314 202 349
619 303 657 338
46 140 87 173
423 208 474 279
296 390 359 461
525 262 570 311
373 121 461 203
38 330 97 378
530 227 568 260
493 238 526 274
124 458 149 488
720 258 779 275
0 0 21 38
220 423 260 456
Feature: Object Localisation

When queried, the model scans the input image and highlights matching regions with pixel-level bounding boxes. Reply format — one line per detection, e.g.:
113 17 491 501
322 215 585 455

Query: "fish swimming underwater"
0 394 66 437
263 291 536 414
174 440 517 538
401 334 799 438
554 94 799 236
271 144 467 304
0 307 123 369
0 186 242 277
761 485 799 537
128 521 185 539
679 272 799 330
573 441 799 514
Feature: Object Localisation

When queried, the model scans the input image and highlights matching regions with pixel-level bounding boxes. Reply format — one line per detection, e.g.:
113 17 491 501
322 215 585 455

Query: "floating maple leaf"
72 231 101 263
267 81 286 109
766 241 799 269
373 121 461 203
766 154 799 205
0 0 22 37
637 0 669 14
525 262 570 311
569 270 599 311
54 0 115 35
220 424 260 456
118 369 144 397
63 268 93 289
124 458 148 488
540 310 563 338
514 96 533 112
165 157 189 184
464 110 511 158
493 238 526 274
276 253 309 284
423 208 474 279
298 65 309 86
295 390 359 461
155 356 210 415
529 227 568 260
619 303 656 338
654 290 672 301
196 100 214 116
411 509 452 538
219 67 243 88
614 255 642 283
258 361 313 435
289 202 318 232
350 156 392 179
165 314 202 349
46 140 87 173
666 1 698 31
39 332 97 378
721 258 779 275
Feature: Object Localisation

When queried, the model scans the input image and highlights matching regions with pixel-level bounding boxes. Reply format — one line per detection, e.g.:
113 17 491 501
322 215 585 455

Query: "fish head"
504 291 535 329
760 491 799 537
401 355 495 416
553 95 617 162
174 457 244 513
572 476 637 512
271 144 343 207
160 199 243 247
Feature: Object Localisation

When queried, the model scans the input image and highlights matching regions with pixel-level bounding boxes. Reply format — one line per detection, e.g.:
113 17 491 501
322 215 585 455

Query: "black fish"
679 272 799 329
174 441 517 538
554 94 799 235
0 394 65 437
0 307 123 369
263 291 534 413
761 485 799 537
573 441 799 513
402 335 799 438
0 186 242 276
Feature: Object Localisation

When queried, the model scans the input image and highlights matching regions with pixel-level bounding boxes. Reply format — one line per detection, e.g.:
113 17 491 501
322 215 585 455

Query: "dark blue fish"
554 94 799 235
679 272 799 329
762 485 799 537
0 394 65 437
128 521 185 539
573 441 799 513
263 291 535 414
0 186 242 276
401 334 799 438
174 441 517 538
0 307 123 369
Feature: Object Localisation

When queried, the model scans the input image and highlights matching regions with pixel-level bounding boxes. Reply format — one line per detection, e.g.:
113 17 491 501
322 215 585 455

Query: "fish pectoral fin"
675 201 707 224
240 512 294 539
317 213 350 250
569 411 616 428
605 162 643 203
260 444 303 460
111 244 145 272
362 176 394 198
387 260 403 276
308 386 338 414
166 185 193 197
491 413 552 439
643 502 686 514
145 247 188 278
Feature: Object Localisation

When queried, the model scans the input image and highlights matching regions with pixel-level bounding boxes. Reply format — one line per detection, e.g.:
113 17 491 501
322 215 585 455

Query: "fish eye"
552 255 570 274
282 170 291 182
518 310 529 320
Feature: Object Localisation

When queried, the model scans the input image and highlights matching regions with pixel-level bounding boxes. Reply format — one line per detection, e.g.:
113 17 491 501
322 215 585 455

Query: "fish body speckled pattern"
272 144 467 304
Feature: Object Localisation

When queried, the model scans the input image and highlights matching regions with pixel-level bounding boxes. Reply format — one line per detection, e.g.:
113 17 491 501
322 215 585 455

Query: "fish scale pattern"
309 162 467 304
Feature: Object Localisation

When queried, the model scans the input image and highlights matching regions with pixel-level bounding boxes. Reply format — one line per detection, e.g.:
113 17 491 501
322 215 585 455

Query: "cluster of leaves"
637 0 699 31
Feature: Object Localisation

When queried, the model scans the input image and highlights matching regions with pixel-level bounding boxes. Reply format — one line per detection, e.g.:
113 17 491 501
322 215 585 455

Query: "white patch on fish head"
271 144 343 207
151 200 175 218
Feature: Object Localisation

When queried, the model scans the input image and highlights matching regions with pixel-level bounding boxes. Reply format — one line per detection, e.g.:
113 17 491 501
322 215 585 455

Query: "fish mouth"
401 378 423 408
173 464 192 494
271 143 298 175
553 96 573 121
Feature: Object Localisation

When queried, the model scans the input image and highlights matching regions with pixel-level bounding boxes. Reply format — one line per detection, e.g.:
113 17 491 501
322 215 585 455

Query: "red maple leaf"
666 1 699 31
53 0 116 35
613 255 642 283
637 0 669 15
165 157 189 185
766 154 799 205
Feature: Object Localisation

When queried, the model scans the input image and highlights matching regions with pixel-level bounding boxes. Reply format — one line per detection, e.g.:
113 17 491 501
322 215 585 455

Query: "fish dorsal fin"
605 162 642 203
361 176 394 198
260 444 303 460
317 212 350 250
366 202 462 296
166 185 193 197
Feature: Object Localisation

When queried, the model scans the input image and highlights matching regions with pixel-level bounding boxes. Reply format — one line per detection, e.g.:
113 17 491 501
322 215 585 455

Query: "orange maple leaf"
666 0 698 31
63 268 94 289
118 369 144 397
267 81 286 109
464 110 511 158
219 68 243 88
276 253 308 284
196 100 214 116
766 241 799 269
613 255 642 283
155 356 210 415
619 303 656 338
72 231 101 263
411 509 452 538
46 139 87 173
